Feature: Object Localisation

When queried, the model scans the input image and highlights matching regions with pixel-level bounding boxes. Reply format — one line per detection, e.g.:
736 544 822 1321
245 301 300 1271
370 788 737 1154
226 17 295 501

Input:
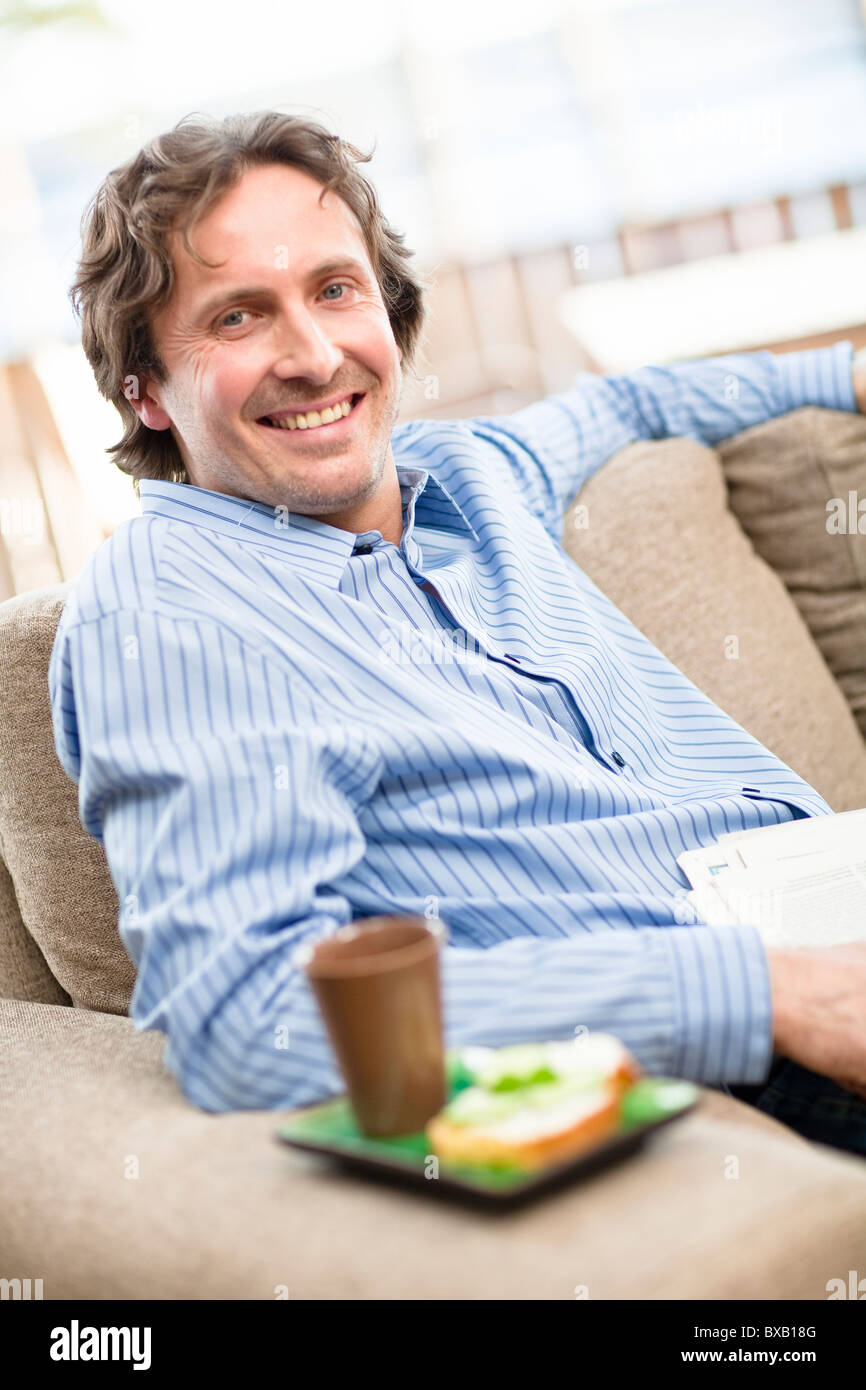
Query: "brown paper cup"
298 915 448 1137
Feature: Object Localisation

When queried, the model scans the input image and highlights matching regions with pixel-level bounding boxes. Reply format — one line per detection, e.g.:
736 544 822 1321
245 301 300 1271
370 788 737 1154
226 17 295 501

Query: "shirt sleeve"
465 340 857 541
441 921 774 1087
48 604 775 1112
48 601 83 785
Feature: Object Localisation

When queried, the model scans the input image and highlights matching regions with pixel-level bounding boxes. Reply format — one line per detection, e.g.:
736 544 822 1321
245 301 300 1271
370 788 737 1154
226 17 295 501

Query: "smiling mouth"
257 392 364 432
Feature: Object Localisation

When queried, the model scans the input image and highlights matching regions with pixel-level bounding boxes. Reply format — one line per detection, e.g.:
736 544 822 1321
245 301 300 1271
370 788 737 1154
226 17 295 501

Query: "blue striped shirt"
49 343 856 1112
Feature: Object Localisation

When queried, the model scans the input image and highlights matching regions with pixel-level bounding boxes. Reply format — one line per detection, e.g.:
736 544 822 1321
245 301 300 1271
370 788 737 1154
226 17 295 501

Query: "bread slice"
427 1083 620 1171
427 1034 642 1171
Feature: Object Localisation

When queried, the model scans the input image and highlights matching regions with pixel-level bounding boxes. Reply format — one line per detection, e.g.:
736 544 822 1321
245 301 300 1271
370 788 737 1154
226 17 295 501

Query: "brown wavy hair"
69 109 429 488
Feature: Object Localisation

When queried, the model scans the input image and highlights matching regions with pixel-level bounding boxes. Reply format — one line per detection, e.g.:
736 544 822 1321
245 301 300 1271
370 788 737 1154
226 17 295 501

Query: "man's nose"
271 306 344 382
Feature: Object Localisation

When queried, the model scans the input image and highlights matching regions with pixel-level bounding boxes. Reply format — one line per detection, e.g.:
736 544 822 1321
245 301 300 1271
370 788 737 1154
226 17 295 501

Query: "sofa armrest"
2 999 865 1300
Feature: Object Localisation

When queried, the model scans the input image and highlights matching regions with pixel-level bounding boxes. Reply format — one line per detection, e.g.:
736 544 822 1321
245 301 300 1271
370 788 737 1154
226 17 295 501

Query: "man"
51 110 866 1152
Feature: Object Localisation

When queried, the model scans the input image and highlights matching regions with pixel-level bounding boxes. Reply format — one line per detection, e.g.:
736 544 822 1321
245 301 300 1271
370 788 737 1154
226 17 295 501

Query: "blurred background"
3 0 866 594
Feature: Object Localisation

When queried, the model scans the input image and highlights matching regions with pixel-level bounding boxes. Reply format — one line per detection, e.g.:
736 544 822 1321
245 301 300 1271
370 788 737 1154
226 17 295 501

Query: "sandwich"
426 1034 641 1171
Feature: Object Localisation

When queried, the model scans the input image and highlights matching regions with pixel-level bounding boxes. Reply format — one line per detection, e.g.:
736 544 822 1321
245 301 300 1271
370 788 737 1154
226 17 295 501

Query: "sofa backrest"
0 585 134 1013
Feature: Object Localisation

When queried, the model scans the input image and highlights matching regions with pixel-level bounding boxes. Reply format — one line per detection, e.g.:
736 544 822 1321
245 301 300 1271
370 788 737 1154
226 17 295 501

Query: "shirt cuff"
660 923 775 1085
775 340 856 414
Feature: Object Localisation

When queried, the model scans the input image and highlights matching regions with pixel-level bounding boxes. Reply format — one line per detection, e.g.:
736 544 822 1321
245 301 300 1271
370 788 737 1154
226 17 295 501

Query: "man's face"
137 162 403 515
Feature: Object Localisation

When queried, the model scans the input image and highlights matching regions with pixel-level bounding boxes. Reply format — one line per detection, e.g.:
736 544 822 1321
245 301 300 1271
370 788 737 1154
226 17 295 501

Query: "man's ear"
123 374 173 431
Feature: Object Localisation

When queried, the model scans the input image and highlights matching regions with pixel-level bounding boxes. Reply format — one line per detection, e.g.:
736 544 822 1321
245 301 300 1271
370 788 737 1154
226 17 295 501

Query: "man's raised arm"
465 340 859 542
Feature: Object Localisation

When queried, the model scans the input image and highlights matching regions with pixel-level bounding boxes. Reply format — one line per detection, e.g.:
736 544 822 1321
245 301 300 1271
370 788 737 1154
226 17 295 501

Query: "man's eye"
321 281 354 301
218 309 250 329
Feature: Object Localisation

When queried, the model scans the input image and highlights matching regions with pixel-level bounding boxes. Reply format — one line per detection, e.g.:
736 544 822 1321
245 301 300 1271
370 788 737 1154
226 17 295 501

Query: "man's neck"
184 458 405 546
307 463 404 546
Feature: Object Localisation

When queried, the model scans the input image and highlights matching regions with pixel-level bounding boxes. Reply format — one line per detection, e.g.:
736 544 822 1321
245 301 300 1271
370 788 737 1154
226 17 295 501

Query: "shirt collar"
138 464 478 589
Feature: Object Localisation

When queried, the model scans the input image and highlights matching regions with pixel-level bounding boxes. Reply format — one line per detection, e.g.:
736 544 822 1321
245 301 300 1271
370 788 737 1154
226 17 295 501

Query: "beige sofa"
2 406 866 1300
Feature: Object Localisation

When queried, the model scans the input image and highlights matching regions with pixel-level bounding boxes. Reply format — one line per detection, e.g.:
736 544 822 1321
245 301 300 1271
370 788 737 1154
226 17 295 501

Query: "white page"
710 851 866 948
717 807 866 873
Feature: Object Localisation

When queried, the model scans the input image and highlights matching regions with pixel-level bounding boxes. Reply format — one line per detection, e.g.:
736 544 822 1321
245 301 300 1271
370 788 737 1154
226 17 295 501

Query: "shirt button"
611 750 626 767
353 542 373 555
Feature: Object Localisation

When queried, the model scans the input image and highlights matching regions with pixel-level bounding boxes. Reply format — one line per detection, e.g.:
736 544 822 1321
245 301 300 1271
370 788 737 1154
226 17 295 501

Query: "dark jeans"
720 1057 866 1157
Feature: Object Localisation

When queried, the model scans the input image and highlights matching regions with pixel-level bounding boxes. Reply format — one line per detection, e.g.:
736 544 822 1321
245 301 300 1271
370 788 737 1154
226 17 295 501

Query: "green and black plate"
276 1063 700 1207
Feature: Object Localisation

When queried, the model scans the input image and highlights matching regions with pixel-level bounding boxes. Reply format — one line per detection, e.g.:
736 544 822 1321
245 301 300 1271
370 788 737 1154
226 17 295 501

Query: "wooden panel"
829 184 854 231
514 246 600 391
6 362 104 583
0 366 62 595
462 257 543 399
398 246 604 424
677 213 735 261
399 264 489 420
730 200 786 251
619 223 683 275
0 523 15 602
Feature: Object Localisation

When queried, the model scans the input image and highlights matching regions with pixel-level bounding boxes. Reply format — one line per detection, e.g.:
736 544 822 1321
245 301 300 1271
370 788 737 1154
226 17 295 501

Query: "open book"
677 808 866 949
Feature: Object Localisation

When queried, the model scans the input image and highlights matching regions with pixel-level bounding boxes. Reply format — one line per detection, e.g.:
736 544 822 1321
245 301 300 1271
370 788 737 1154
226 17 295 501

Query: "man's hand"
852 353 866 412
768 943 866 1100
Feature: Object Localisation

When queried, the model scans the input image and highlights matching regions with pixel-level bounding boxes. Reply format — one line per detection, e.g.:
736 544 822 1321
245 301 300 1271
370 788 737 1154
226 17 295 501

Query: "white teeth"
267 395 355 430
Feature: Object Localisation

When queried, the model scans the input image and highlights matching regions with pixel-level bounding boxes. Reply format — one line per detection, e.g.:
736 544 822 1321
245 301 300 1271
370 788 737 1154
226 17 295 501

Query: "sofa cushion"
2 999 866 1299
0 586 133 1014
718 406 866 743
563 436 866 813
0 846 69 1006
